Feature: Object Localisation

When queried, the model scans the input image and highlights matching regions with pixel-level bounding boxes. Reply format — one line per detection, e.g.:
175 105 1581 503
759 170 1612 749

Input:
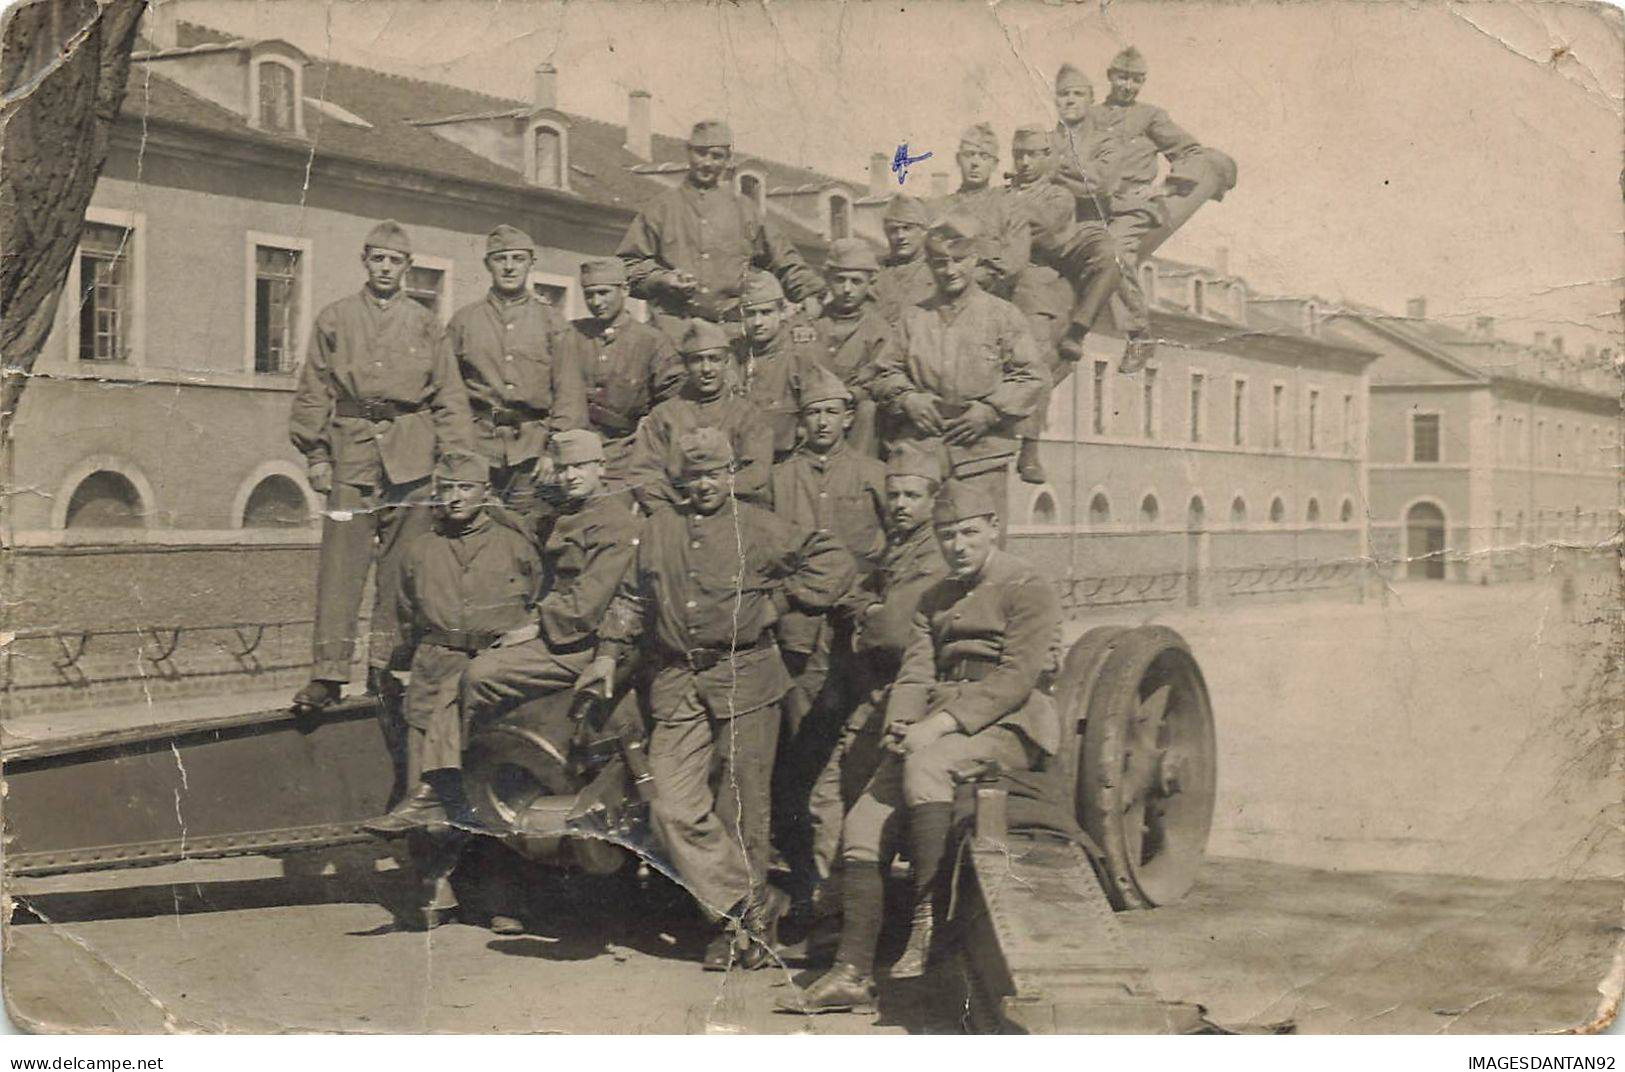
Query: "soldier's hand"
899 391 944 434
307 461 333 495
943 401 998 446
897 710 958 755
799 294 824 320
494 623 540 648
574 655 616 700
665 270 699 294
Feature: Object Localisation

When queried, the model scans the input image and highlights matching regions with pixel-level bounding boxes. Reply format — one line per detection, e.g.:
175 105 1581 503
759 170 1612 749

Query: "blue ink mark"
891 143 933 185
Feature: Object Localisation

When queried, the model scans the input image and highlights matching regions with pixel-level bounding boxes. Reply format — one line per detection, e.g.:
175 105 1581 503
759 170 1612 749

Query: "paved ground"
4 572 1620 1033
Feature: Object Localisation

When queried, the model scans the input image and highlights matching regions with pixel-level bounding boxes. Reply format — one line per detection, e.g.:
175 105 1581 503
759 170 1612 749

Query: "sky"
172 0 1624 354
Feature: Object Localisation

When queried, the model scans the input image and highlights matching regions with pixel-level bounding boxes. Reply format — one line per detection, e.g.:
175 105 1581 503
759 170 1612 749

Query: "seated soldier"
778 479 1062 1012
625 319 776 510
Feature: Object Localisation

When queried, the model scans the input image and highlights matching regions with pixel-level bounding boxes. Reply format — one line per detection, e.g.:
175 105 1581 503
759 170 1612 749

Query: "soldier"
872 194 936 326
460 429 644 727
617 119 824 343
1007 123 1123 484
568 259 684 489
869 213 1049 533
767 368 887 908
734 271 827 460
806 238 898 456
444 225 588 516
780 479 1062 1011
1095 47 1205 372
288 220 476 741
578 428 856 971
624 319 776 510
929 123 1030 301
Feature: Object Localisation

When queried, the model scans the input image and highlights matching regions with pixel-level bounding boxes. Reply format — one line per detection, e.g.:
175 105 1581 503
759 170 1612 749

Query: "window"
242 475 309 528
827 193 851 240
1340 498 1355 523
1411 413 1440 463
1088 493 1111 526
1139 494 1160 527
1494 414 1503 462
1269 496 1286 523
1535 420 1545 464
1342 393 1355 455
1271 383 1285 449
1191 279 1205 317
257 60 297 133
1513 417 1525 461
405 265 446 317
1555 423 1566 468
64 470 145 529
532 124 564 188
1092 360 1109 435
1307 389 1320 452
77 223 131 362
1306 497 1321 523
1230 496 1248 526
1141 367 1158 439
1231 377 1247 446
1188 372 1205 443
1031 491 1056 525
738 172 765 210
253 244 302 374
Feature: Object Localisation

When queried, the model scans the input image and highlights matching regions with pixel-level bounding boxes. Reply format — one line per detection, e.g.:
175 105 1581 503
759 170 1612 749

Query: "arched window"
1269 496 1286 523
1088 493 1111 526
1139 493 1160 527
827 192 851 240
256 60 297 133
1306 497 1321 523
1187 495 1206 531
532 123 564 188
1230 496 1248 526
1031 491 1057 525
1340 497 1355 523
64 470 146 529
242 475 310 528
737 171 765 211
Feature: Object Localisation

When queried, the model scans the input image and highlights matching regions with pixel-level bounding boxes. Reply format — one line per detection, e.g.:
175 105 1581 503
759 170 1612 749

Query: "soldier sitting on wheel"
779 479 1062 1013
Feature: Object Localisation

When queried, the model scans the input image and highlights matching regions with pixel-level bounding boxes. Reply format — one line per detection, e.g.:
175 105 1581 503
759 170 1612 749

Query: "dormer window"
529 120 566 189
737 171 766 212
1191 279 1206 318
827 192 851 240
1303 300 1319 335
252 57 301 134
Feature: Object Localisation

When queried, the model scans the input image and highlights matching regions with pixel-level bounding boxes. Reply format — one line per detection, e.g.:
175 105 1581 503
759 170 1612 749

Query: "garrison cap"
825 238 881 273
688 119 733 147
797 366 854 409
1055 63 1093 91
739 271 786 308
579 258 629 287
673 427 734 475
958 122 999 156
485 224 534 256
679 319 732 356
884 442 944 485
549 428 606 465
1109 46 1148 74
924 211 984 258
1012 124 1053 145
435 450 489 485
882 194 932 227
363 219 412 255
932 479 998 526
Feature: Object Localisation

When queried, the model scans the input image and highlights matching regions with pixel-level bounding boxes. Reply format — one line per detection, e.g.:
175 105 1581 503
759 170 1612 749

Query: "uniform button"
506 324 514 331
506 355 514 362
819 491 828 498
685 600 697 609
700 253 710 260
690 541 700 549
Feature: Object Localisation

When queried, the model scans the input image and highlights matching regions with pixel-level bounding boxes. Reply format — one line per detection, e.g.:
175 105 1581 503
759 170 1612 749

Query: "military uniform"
929 125 1031 301
733 321 827 460
808 239 899 457
567 311 682 486
624 383 776 511
598 429 856 930
288 221 477 688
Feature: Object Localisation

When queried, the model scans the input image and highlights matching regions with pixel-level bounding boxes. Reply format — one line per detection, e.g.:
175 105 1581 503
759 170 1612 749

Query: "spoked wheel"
1071 626 1216 910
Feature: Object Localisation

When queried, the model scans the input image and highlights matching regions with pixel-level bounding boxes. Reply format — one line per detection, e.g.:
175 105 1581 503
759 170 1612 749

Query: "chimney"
929 169 950 197
1213 246 1230 276
1405 296 1426 319
146 0 178 50
532 64 557 112
1552 334 1564 354
1533 331 1547 349
624 89 652 160
869 151 890 198
1474 315 1494 338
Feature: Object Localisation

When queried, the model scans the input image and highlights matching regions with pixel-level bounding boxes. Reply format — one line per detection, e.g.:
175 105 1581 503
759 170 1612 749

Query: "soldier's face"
927 250 978 297
486 250 534 295
885 476 936 533
687 144 732 188
1055 81 1094 124
799 399 852 452
935 514 999 578
439 479 487 524
1011 142 1053 184
1107 68 1145 103
741 300 785 343
681 467 731 514
956 148 997 189
583 283 626 321
362 247 409 297
824 269 873 313
556 459 604 503
684 349 727 397
884 221 926 261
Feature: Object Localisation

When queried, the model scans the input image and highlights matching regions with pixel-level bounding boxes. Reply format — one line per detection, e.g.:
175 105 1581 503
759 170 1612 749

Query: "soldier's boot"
1057 322 1091 364
774 962 876 1015
885 896 936 980
885 801 953 980
1119 333 1158 374
363 781 450 838
735 883 791 971
291 679 342 716
1016 439 1047 485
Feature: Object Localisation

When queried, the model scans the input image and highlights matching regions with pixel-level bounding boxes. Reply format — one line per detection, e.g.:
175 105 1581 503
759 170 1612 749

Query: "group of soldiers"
283 47 1200 1007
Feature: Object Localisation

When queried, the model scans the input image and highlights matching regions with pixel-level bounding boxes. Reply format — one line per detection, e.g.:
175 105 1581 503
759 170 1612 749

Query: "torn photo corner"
0 0 1620 1038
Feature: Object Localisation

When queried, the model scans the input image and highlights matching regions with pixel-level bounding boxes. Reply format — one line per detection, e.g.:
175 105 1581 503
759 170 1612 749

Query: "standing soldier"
767 368 888 911
288 220 475 739
444 225 588 516
1007 123 1123 484
1094 48 1205 372
617 120 824 343
625 320 776 509
872 194 936 326
930 123 1030 301
577 428 856 972
568 259 684 489
734 271 827 460
869 213 1048 532
780 480 1062 1011
806 238 898 456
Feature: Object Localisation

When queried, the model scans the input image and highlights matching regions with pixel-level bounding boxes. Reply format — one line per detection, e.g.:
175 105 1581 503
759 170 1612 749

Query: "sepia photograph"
0 0 1620 1041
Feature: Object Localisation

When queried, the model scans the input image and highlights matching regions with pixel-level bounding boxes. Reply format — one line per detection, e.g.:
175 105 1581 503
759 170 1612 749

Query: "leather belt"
939 655 1001 682
587 401 636 439
474 401 549 429
334 398 424 421
420 628 500 653
669 634 774 672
